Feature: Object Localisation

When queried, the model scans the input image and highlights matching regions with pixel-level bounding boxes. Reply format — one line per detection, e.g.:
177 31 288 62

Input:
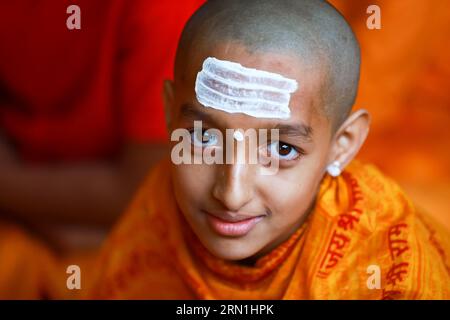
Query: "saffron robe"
0 223 57 299
0 222 98 299
89 159 450 299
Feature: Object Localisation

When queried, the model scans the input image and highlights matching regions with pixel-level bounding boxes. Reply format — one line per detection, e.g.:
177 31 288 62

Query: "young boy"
89 0 450 299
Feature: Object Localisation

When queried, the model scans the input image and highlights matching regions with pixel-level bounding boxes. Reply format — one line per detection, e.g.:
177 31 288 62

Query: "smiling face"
166 42 336 261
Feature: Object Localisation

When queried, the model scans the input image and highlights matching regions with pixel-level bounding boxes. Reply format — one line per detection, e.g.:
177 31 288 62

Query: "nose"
212 162 255 212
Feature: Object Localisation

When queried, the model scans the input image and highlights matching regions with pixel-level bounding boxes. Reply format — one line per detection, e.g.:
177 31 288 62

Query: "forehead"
175 41 330 131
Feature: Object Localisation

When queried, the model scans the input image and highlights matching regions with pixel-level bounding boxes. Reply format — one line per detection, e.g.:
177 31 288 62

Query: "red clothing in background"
0 0 204 162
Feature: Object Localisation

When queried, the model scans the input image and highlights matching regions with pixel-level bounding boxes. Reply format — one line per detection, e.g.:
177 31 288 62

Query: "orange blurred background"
330 0 450 230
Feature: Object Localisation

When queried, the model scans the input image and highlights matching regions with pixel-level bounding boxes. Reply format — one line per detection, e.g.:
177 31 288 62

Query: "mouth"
204 211 266 237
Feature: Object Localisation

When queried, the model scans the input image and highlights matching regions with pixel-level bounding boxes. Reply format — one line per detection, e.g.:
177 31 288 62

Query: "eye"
190 129 219 147
268 141 300 161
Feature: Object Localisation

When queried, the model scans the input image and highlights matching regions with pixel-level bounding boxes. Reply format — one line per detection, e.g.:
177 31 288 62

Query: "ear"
163 79 175 130
327 109 371 170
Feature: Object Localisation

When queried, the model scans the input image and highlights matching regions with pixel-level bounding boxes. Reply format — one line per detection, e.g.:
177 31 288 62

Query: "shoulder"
347 161 450 298
312 160 450 299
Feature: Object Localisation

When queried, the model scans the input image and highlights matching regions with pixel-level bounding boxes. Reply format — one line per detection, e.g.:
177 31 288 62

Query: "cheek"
171 164 215 213
260 160 325 225
278 181 315 217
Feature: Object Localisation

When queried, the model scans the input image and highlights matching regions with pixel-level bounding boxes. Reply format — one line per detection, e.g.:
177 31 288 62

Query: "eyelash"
189 128 220 148
267 141 305 162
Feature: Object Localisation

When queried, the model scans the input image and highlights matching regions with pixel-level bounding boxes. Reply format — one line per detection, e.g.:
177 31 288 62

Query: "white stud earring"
327 160 341 177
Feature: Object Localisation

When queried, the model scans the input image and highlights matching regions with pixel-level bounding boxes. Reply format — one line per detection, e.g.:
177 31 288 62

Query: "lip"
205 211 265 237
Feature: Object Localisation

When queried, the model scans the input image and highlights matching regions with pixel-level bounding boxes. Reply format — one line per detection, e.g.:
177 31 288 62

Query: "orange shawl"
89 160 450 299
0 221 98 299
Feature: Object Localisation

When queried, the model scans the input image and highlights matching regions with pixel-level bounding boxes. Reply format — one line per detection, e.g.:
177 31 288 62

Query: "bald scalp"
175 0 360 129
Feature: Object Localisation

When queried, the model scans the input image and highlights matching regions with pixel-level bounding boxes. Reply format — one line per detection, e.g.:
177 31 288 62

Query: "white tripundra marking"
195 57 298 119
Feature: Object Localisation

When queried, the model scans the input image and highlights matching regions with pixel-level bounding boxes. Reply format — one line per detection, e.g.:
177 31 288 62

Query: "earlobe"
163 80 175 129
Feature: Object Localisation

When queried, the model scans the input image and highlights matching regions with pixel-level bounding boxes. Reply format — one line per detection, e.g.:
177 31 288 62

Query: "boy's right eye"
189 129 219 147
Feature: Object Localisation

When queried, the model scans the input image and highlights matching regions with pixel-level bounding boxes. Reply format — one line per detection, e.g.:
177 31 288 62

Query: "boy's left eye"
268 141 300 160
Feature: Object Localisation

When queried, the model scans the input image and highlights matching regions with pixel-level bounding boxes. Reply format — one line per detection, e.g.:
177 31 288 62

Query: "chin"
203 236 262 261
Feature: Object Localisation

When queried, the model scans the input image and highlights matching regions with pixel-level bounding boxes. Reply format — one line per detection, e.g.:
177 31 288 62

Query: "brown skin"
164 42 370 262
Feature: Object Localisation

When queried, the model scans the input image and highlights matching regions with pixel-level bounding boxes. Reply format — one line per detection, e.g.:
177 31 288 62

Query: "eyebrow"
274 123 313 141
179 103 313 141
180 103 215 123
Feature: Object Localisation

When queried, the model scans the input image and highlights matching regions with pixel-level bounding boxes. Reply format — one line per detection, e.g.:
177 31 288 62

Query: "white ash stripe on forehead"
197 73 290 105
203 57 298 92
196 86 289 119
195 57 298 119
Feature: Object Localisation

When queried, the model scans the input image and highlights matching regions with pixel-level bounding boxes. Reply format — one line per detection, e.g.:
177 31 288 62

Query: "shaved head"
174 0 360 129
